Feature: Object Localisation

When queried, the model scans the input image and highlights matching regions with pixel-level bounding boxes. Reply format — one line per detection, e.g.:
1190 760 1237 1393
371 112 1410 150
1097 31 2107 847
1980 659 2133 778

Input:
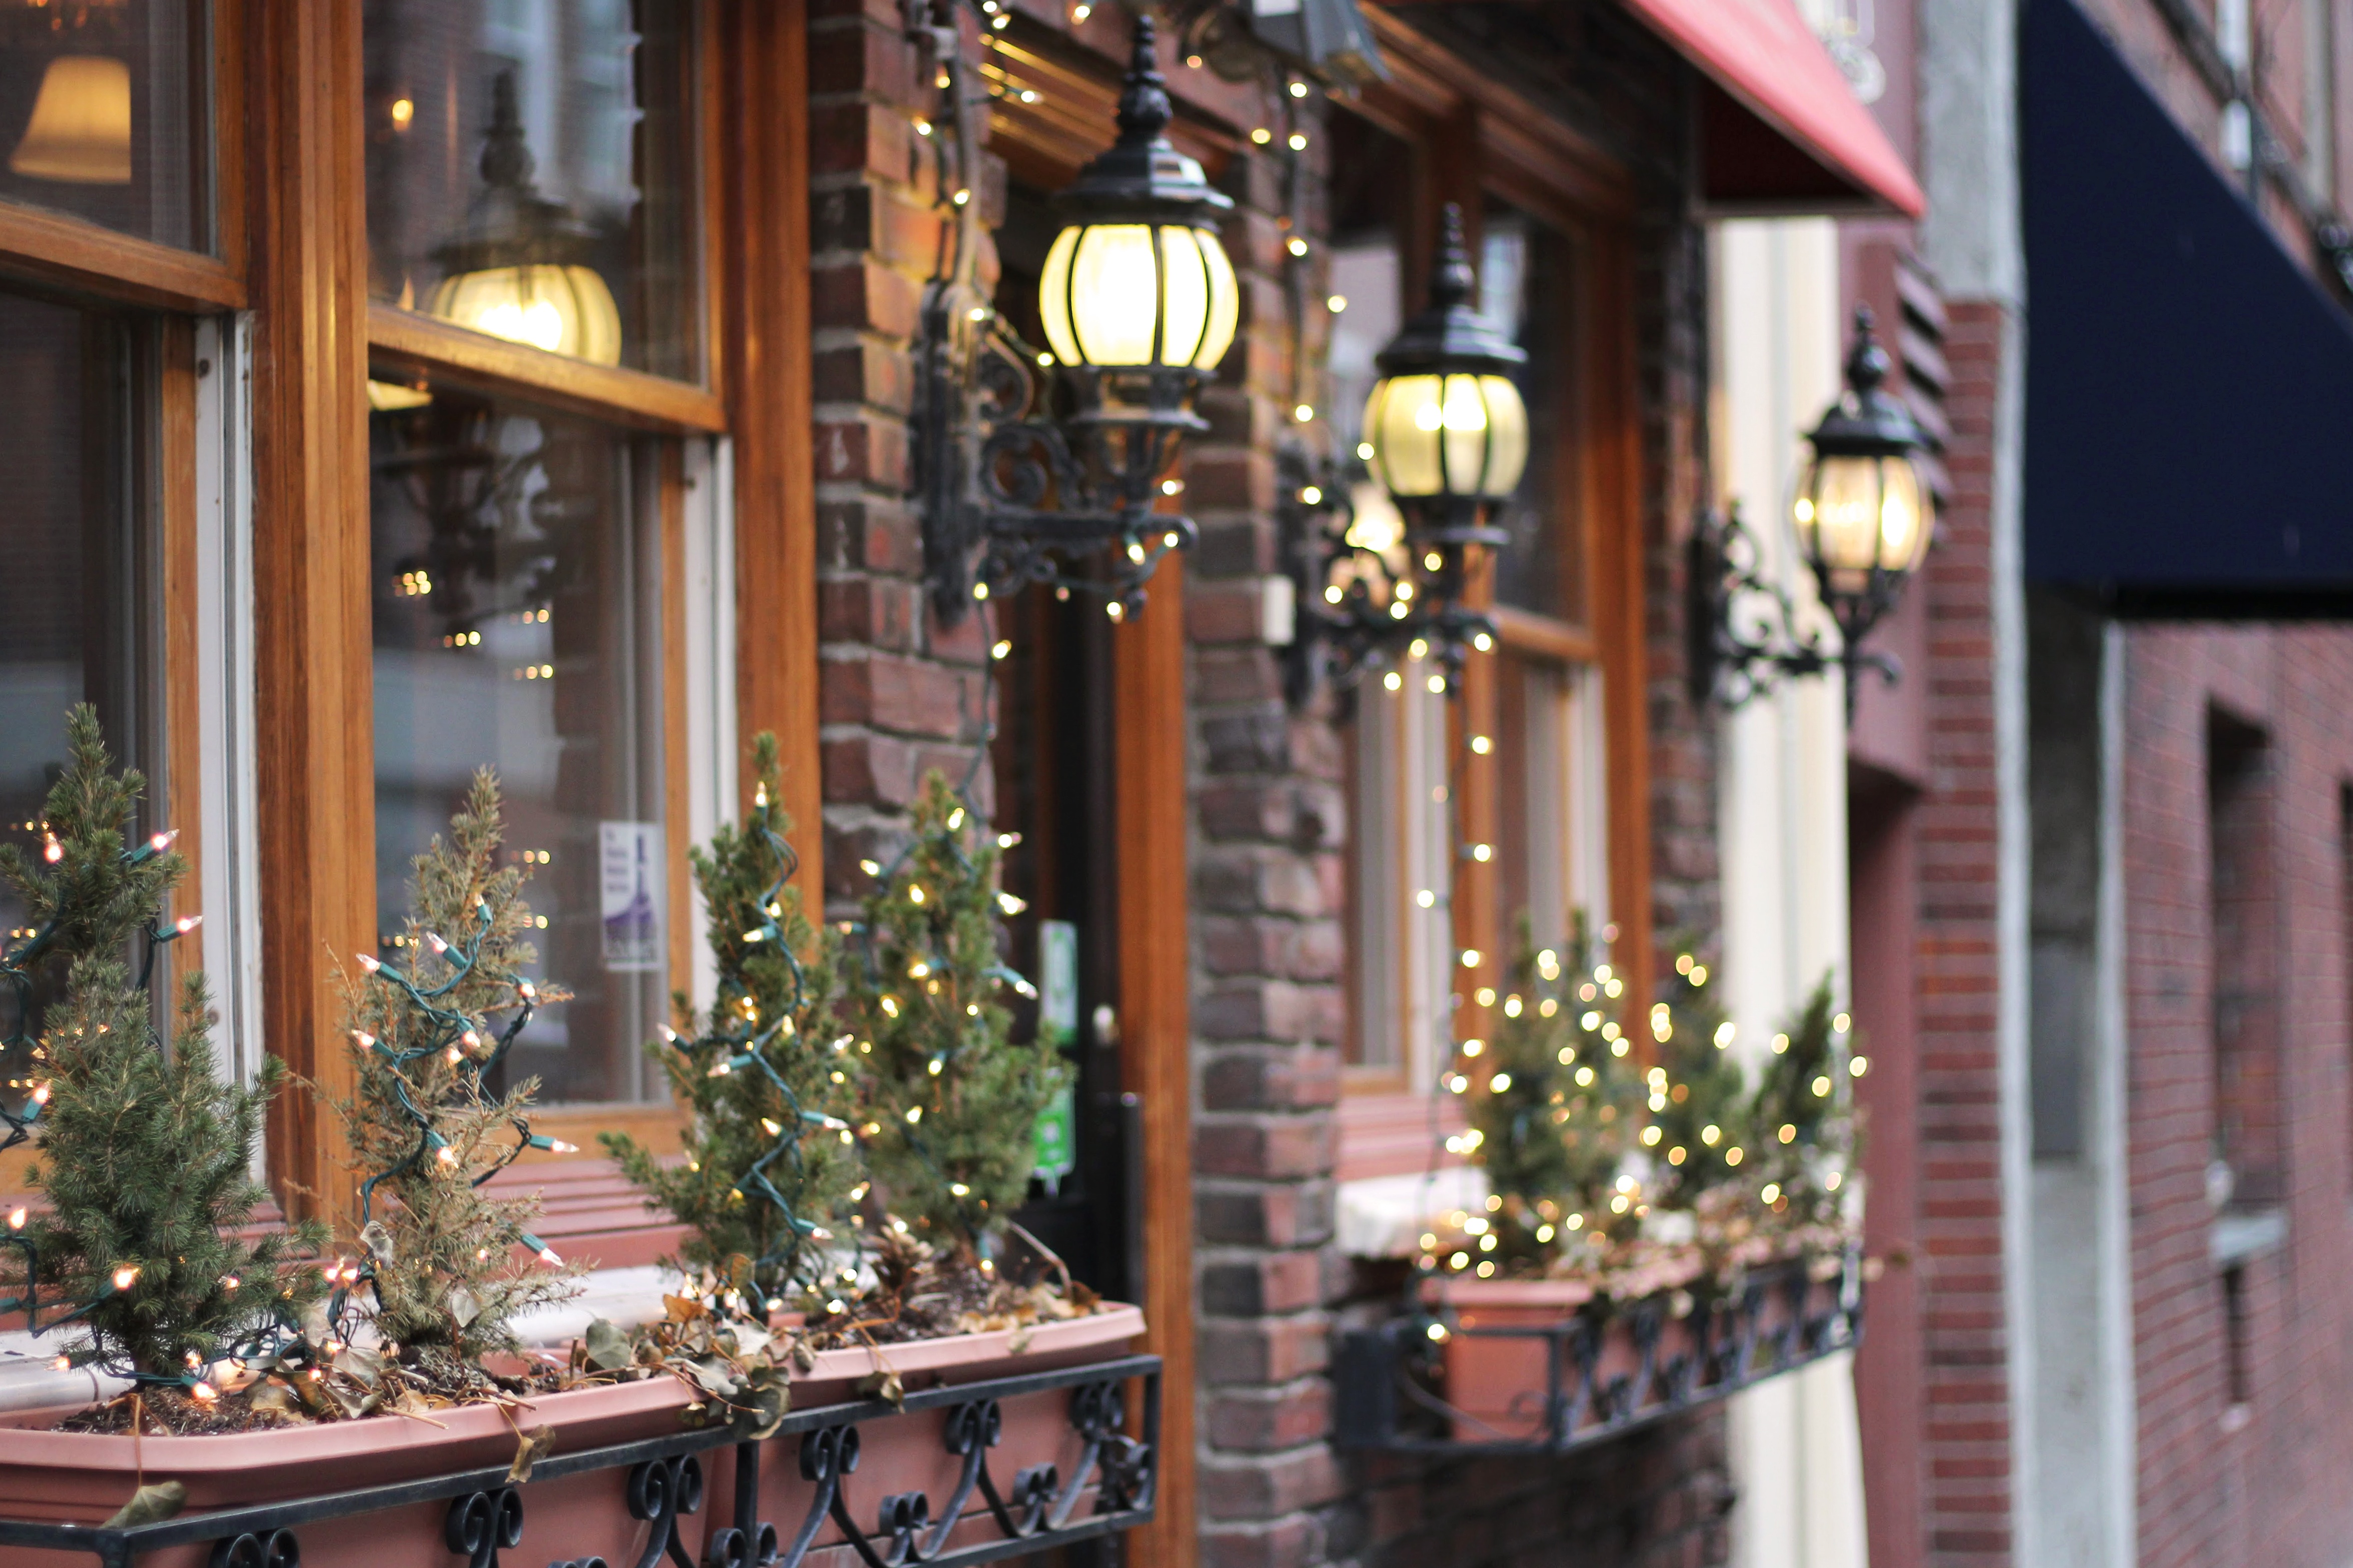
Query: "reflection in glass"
0 290 160 1087
0 1 205 250
1482 207 1579 622
370 381 668 1105
365 0 700 380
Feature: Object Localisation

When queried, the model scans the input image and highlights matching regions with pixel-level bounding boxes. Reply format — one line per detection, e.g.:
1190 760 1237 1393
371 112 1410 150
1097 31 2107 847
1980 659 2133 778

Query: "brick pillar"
1913 299 2019 1568
1185 136 1352 1567
808 0 1000 889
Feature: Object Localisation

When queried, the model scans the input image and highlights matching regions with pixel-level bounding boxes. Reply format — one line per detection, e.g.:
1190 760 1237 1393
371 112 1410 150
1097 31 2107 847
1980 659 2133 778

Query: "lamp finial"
1844 305 1890 400
479 70 538 192
1114 16 1172 147
1430 203 1475 310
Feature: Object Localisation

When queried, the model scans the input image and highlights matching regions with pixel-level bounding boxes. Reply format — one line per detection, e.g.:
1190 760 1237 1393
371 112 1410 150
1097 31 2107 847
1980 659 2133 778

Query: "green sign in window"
1032 920 1079 1190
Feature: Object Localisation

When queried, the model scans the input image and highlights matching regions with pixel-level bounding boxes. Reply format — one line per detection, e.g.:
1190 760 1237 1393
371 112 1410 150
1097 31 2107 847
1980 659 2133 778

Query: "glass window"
0 1 207 251
370 378 669 1105
0 288 164 1062
1343 681 1452 1077
1326 112 1413 503
1493 650 1606 955
1482 202 1581 623
364 0 702 381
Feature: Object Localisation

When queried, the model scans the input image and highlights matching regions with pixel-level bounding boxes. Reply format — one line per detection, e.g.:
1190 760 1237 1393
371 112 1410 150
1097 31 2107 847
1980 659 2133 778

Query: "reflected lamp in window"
370 379 670 1105
364 0 702 380
0 0 208 250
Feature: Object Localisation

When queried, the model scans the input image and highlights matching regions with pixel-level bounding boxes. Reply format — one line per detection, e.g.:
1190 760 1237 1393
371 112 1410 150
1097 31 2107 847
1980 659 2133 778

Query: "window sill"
1338 1168 1491 1258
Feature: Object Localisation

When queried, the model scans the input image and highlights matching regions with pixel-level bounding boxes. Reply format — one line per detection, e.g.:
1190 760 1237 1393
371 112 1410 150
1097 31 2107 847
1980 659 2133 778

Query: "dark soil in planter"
54 1347 584 1436
792 1226 1105 1350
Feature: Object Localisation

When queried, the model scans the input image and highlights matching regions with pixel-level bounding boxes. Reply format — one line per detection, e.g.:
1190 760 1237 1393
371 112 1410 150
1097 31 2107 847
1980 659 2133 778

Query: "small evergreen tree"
0 706 326 1388
331 772 581 1372
1745 975 1855 1231
604 734 858 1314
844 772 1064 1260
1463 916 1641 1270
1642 947 1750 1211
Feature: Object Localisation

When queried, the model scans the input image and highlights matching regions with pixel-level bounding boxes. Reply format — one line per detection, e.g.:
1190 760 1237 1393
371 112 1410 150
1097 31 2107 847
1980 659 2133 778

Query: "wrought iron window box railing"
0 1354 1158 1568
1333 1257 1861 1455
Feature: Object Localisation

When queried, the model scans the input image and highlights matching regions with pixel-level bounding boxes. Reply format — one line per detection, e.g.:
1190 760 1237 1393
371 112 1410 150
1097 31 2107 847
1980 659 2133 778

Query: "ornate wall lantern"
917 19 1236 620
429 72 624 366
1283 205 1527 698
1696 306 1932 711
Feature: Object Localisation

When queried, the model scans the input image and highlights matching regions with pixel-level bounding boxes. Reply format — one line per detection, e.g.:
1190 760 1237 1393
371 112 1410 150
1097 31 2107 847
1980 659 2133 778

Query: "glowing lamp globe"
1038 18 1237 381
1791 307 1931 600
1360 203 1527 559
428 71 624 366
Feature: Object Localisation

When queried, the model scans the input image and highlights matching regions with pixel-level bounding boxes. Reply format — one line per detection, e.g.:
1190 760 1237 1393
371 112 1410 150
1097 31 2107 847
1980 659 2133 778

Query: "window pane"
1327 111 1413 475
1483 204 1581 622
364 1 701 381
0 2 206 251
0 290 162 1069
370 379 668 1105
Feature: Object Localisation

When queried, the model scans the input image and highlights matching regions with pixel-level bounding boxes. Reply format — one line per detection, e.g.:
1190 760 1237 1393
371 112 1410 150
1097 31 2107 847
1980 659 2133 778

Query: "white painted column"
1708 216 1868 1568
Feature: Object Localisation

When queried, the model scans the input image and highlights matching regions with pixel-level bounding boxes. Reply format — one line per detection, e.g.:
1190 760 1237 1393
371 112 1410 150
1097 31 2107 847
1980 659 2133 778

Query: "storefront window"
0 289 162 1067
369 379 669 1105
363 0 702 381
0 0 208 251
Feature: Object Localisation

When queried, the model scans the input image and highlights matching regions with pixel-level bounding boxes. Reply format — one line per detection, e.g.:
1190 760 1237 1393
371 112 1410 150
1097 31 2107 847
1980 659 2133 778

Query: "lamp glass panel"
1194 227 1240 370
1156 226 1209 368
365 0 702 382
1478 373 1530 496
1063 223 1160 366
370 377 671 1105
1800 453 1886 575
1438 374 1492 498
1037 225 1084 368
0 3 206 250
1366 374 1446 496
1877 455 1928 570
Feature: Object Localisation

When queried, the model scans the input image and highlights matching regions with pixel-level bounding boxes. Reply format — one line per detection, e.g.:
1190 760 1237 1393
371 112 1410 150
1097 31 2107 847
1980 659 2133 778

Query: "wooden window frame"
0 2 775 1193
1337 16 1656 1168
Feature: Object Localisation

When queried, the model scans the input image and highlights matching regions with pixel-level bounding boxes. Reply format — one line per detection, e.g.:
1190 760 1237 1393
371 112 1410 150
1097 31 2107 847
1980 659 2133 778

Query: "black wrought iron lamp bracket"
1277 442 1498 706
1689 505 1901 713
910 8 1215 624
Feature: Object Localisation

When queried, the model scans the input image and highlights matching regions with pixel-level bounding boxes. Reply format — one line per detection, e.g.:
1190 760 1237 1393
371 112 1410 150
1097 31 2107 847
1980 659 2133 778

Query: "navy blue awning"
2023 0 2353 614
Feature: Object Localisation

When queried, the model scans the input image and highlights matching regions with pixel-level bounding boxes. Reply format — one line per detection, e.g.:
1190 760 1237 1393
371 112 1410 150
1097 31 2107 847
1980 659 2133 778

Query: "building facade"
0 2 1923 1565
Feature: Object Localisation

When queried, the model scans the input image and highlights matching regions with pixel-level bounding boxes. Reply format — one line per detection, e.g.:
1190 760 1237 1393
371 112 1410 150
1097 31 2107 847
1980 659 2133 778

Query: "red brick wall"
2118 627 2353 1568
1907 299 2017 1568
798 5 1741 1563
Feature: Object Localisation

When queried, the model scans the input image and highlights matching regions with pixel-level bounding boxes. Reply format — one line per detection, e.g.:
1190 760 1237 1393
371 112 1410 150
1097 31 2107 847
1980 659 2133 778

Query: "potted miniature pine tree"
1412 914 1865 1444
808 770 1139 1387
0 708 328 1425
0 761 718 1565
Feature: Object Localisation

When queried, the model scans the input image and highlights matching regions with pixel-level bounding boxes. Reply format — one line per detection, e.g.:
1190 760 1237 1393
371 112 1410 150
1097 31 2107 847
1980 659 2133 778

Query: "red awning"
1618 0 1925 216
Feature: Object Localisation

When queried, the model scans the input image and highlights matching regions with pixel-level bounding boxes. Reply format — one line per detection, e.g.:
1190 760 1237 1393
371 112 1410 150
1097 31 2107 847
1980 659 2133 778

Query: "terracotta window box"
1332 1255 1861 1453
0 1308 1154 1568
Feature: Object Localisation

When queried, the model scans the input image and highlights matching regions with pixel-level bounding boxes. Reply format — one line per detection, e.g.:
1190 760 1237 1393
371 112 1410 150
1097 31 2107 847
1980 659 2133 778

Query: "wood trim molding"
516 1102 691 1165
1491 604 1601 665
0 202 245 312
1360 6 1635 219
1113 555 1197 1568
717 0 823 872
1588 229 1653 1017
367 305 728 434
247 0 376 1228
